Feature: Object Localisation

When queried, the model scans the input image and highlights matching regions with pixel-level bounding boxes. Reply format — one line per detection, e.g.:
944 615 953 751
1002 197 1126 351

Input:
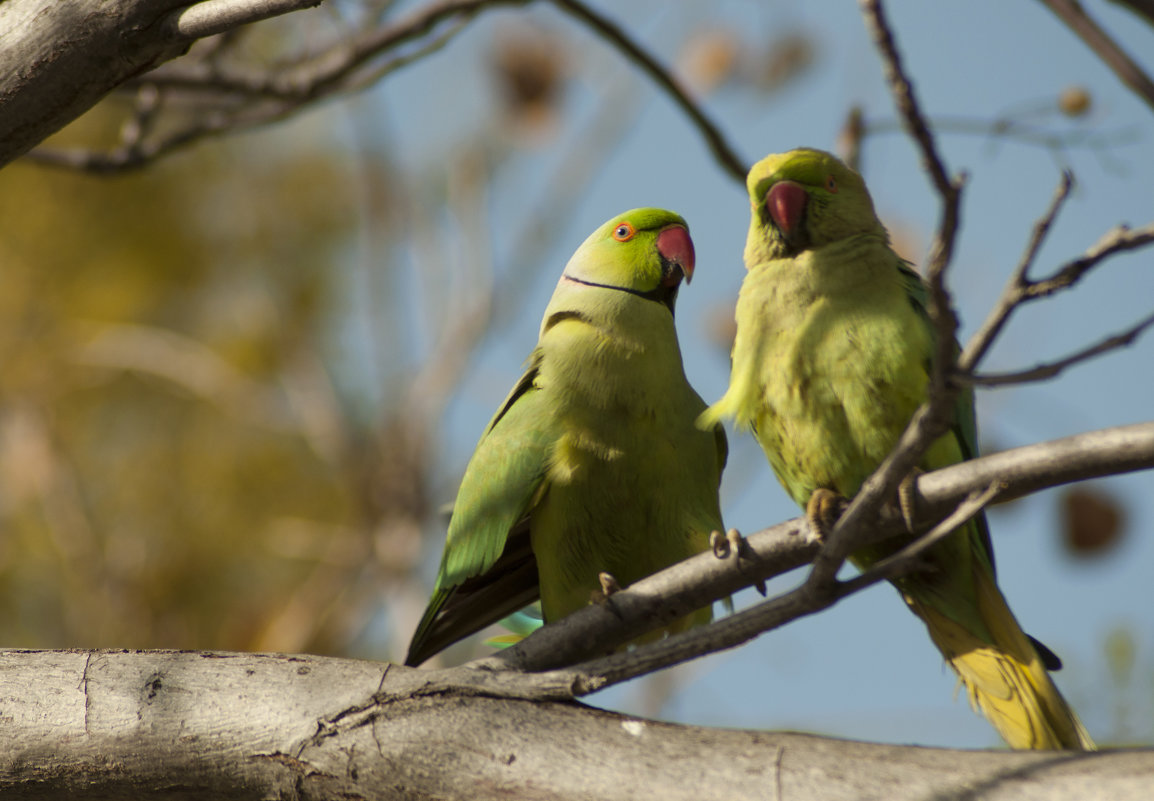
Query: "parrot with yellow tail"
701 148 1094 750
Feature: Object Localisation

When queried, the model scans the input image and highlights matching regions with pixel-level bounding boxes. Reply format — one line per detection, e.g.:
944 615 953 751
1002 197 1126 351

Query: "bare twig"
836 481 1002 596
534 477 1025 694
837 106 866 172
548 0 747 183
1026 221 1154 298
959 217 1154 378
1040 0 1154 114
968 310 1154 386
959 171 1075 373
862 114 1138 155
858 0 955 206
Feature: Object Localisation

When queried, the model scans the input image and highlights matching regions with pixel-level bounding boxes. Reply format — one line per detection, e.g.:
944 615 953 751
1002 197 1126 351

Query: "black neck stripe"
562 274 663 303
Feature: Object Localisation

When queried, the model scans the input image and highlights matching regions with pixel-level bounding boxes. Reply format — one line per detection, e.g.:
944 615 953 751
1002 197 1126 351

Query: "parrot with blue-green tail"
405 208 726 667
701 148 1094 750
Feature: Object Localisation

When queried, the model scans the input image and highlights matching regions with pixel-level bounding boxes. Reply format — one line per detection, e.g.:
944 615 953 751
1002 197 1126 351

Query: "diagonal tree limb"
549 0 748 182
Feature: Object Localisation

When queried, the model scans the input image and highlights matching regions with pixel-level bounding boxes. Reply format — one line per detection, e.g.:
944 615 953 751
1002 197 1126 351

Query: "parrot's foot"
898 468 925 533
598 571 621 597
709 528 735 558
591 572 624 619
709 528 766 596
806 488 847 540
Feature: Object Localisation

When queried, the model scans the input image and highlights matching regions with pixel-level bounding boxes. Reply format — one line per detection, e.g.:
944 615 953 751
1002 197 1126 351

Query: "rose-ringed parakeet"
405 208 727 667
701 149 1093 750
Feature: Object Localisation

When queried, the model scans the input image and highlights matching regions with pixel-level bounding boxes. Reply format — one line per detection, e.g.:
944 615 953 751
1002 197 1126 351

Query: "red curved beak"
656 224 696 285
766 180 808 242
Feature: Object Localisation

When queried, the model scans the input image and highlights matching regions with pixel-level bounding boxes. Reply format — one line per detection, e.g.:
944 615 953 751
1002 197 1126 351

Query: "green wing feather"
404 356 553 666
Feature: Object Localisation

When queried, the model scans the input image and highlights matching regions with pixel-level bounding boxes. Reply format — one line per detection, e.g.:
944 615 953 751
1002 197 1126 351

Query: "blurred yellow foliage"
0 106 400 654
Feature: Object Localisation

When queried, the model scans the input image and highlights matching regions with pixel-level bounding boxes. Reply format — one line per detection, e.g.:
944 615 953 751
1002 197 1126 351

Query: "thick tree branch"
1 649 1152 801
0 0 189 167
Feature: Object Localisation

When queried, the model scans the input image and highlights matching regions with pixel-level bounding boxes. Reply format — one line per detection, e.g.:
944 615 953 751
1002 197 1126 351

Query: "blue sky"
325 0 1154 747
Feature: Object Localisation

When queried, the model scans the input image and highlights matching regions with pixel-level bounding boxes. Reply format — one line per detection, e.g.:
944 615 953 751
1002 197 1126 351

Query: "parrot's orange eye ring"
612 222 636 242
825 175 838 193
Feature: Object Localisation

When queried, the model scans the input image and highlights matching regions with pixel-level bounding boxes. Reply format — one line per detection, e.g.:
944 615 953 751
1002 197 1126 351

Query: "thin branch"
858 0 964 344
837 105 866 171
862 114 1139 153
1040 0 1154 114
959 171 1075 373
858 0 954 204
549 0 747 183
1026 221 1154 298
836 481 1002 596
968 310 1154 386
958 218 1154 380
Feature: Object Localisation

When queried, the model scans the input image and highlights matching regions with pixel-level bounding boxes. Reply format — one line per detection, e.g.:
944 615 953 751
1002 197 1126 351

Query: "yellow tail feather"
905 571 1095 750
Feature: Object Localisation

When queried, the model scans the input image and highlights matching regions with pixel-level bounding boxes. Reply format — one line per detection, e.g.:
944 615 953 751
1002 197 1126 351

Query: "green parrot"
405 208 727 667
701 148 1094 750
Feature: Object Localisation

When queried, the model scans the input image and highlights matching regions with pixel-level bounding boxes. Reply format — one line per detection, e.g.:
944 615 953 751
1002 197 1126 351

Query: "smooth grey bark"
0 0 197 167
1 649 1152 801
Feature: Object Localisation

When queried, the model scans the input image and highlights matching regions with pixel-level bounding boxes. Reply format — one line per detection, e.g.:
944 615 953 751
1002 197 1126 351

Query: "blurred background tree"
2 0 1152 750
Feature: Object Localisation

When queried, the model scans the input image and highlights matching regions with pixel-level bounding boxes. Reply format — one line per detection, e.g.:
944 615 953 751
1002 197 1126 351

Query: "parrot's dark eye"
825 175 838 193
612 222 636 242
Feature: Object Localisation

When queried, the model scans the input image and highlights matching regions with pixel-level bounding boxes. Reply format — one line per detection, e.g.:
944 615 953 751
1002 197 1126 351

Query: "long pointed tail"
906 569 1095 750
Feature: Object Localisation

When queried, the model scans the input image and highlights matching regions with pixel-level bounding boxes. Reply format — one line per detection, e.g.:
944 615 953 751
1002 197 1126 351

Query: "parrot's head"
744 148 886 264
562 207 696 316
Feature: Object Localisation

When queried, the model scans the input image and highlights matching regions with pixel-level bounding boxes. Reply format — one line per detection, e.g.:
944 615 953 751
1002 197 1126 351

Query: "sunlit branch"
165 0 324 40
